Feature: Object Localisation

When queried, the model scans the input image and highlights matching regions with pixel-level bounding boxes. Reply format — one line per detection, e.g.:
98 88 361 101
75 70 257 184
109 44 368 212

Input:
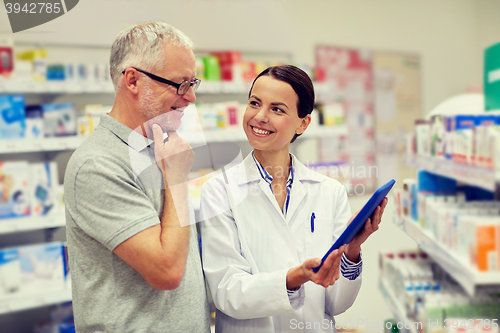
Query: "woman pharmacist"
199 65 388 333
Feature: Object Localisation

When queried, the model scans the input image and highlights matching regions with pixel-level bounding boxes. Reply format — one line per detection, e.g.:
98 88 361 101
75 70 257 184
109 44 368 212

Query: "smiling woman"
199 65 388 333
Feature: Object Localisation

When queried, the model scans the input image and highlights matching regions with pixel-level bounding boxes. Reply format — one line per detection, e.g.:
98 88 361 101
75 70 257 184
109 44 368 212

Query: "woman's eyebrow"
250 95 288 109
270 102 289 109
249 95 261 102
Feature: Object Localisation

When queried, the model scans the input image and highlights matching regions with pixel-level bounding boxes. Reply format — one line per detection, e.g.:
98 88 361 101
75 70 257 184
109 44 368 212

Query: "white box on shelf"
30 162 59 217
42 103 77 137
0 242 65 300
0 248 21 296
0 161 31 219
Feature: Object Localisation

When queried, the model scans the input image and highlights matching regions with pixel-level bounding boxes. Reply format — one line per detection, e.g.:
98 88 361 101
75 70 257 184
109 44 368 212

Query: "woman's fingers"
329 245 344 285
313 246 344 287
320 249 338 282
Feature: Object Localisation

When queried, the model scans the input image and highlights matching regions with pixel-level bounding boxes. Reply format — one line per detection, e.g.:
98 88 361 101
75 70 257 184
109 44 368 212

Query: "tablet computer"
312 179 396 273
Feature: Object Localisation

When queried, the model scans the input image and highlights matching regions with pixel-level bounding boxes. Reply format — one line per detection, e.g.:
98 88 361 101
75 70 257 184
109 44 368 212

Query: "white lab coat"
200 153 362 333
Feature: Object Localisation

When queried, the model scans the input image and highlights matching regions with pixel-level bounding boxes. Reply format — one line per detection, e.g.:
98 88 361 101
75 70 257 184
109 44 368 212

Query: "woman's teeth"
253 127 272 135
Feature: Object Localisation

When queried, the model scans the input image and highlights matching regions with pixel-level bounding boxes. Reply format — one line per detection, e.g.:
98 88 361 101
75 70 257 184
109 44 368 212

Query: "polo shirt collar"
98 113 167 152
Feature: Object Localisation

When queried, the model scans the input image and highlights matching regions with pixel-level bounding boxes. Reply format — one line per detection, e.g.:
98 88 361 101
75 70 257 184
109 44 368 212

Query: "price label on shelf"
46 216 60 227
0 302 11 314
34 297 46 306
32 141 43 151
9 222 19 232
5 142 17 152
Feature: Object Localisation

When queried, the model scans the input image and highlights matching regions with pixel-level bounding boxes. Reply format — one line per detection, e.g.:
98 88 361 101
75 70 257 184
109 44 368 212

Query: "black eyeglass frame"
121 67 200 95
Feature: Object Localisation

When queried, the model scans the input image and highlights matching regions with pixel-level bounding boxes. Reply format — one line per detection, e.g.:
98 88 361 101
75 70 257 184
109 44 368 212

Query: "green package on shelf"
203 56 221 81
485 42 500 111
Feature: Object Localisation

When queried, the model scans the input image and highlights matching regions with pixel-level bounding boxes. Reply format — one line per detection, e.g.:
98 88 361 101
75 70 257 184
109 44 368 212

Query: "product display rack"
380 151 500 327
0 213 66 235
0 287 72 315
183 124 348 145
0 80 250 95
378 278 416 333
0 79 336 96
393 215 500 296
0 124 348 155
405 154 495 192
0 80 115 94
0 136 87 153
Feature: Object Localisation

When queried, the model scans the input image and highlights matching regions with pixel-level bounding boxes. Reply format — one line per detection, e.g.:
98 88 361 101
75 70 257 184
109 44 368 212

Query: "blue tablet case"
312 179 396 273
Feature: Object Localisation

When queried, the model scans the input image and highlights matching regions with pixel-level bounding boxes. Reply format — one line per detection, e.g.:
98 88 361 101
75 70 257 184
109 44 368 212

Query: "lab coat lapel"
258 180 286 222
238 154 286 222
286 155 323 223
285 178 306 223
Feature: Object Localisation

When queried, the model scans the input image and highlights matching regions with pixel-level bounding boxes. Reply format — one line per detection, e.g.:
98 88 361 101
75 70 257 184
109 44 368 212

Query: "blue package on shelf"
61 243 69 280
25 105 44 139
30 162 58 216
443 116 454 160
0 95 25 139
410 182 418 221
58 322 76 333
418 170 457 193
456 185 494 201
42 103 77 137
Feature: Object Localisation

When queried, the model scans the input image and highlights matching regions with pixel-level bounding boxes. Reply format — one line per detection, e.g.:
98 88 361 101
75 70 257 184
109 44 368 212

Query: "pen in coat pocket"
310 212 315 233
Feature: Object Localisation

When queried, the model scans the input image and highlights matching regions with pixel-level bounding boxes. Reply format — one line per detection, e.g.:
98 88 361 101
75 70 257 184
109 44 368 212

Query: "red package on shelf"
0 46 14 77
210 51 242 81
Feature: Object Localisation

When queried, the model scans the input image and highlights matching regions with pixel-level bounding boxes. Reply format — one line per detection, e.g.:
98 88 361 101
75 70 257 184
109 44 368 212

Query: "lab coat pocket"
305 218 335 259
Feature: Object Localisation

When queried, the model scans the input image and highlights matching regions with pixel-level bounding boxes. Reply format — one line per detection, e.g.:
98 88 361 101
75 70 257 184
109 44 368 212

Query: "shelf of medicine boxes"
393 214 500 296
405 154 495 192
182 124 348 145
378 278 417 333
0 124 348 154
0 286 72 315
0 80 252 94
0 213 66 235
0 80 335 95
0 136 87 153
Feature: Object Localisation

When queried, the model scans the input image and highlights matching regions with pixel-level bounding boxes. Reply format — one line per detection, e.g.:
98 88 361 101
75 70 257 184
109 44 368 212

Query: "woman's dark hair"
248 65 315 143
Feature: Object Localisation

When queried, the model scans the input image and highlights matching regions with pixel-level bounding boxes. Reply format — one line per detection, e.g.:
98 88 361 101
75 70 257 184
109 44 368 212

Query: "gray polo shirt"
65 113 210 333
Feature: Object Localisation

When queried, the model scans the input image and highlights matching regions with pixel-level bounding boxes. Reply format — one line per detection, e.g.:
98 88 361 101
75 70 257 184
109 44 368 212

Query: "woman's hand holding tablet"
312 179 395 273
286 245 346 290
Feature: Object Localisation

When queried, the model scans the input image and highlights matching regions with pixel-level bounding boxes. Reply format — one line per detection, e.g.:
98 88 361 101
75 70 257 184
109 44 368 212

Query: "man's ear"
295 114 312 135
122 68 140 95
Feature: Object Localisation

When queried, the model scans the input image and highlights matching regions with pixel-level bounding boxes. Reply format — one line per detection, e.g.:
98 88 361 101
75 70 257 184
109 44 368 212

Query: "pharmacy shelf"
0 136 87 153
0 80 252 95
0 125 347 154
196 81 252 94
181 125 348 145
393 215 500 296
0 80 338 96
0 213 65 235
378 278 416 333
0 80 115 94
405 154 495 191
0 287 71 315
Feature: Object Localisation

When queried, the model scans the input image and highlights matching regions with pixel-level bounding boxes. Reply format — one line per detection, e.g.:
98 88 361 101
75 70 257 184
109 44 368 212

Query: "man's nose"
182 86 196 103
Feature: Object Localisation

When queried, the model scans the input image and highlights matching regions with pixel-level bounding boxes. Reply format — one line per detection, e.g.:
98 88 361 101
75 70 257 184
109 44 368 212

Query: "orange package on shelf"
467 217 500 271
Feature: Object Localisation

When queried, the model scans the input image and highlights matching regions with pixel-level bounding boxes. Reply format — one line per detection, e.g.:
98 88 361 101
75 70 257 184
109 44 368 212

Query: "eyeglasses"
122 67 201 95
